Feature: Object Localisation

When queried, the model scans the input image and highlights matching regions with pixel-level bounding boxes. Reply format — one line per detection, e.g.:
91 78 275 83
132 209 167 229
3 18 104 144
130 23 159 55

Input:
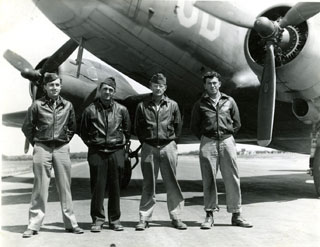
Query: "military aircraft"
2 0 320 196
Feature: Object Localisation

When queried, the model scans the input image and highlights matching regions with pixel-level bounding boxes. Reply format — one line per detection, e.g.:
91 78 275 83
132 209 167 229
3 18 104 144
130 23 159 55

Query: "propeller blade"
40 39 78 74
21 69 41 81
32 85 38 102
257 43 276 146
3 50 33 72
279 2 320 28
24 86 38 153
194 1 255 29
24 139 30 154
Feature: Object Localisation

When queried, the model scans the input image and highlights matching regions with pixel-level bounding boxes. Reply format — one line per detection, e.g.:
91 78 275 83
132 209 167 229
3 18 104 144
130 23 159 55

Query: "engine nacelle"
292 99 320 124
244 5 320 103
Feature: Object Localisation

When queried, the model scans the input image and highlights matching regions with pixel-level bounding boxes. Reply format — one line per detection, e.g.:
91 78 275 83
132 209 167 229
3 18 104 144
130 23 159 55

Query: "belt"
37 141 65 148
144 139 172 148
203 134 232 141
203 134 219 140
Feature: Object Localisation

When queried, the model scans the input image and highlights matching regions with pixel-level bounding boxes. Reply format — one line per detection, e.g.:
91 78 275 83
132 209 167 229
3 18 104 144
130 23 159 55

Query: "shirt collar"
43 95 64 107
202 92 228 101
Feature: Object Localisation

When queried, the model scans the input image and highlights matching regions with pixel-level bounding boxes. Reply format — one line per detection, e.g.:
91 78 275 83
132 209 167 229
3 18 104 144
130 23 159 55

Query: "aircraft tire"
312 147 320 197
120 158 132 189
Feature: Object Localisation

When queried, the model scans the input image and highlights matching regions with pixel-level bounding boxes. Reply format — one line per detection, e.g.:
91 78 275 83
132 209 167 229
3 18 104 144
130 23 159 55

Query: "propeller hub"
21 69 41 82
254 17 277 39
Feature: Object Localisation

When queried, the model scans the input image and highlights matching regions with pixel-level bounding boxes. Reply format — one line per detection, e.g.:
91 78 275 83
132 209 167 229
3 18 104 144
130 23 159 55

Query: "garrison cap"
100 77 116 90
150 73 166 85
43 72 59 84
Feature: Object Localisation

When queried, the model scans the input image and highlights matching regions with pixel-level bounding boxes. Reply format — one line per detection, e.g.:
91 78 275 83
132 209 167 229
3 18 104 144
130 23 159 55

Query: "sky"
0 0 294 156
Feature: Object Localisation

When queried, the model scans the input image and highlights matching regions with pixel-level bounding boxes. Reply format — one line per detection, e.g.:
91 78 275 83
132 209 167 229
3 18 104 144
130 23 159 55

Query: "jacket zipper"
155 104 160 146
53 104 56 141
216 101 220 140
215 99 227 139
102 107 108 145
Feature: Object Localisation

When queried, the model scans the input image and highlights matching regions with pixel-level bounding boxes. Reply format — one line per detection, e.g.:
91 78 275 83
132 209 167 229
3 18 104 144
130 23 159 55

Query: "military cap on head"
100 77 116 90
202 71 221 83
43 72 59 84
150 73 166 85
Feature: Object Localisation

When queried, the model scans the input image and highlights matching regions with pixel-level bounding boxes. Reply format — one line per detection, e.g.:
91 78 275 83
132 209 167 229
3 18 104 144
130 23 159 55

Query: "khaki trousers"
27 143 78 231
199 136 242 213
139 141 184 221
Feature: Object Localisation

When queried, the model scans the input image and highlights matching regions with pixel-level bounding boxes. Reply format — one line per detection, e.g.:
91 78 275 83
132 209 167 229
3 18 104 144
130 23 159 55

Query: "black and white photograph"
1 0 320 246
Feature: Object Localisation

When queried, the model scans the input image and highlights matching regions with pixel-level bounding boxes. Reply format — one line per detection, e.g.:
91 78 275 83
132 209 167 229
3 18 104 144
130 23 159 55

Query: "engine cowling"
292 98 320 124
244 5 320 104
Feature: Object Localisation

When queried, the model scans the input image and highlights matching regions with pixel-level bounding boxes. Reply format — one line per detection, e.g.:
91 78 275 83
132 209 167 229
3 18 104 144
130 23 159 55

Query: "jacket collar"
144 93 169 107
202 92 229 101
42 95 65 107
96 98 115 111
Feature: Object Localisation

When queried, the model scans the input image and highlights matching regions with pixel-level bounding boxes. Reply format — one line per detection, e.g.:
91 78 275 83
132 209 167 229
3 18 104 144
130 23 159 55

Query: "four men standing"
22 71 251 237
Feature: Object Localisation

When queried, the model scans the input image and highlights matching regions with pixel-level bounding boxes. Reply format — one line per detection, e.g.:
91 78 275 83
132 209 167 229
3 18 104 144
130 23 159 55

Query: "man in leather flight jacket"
191 71 253 229
134 73 187 231
80 77 130 232
21 72 83 238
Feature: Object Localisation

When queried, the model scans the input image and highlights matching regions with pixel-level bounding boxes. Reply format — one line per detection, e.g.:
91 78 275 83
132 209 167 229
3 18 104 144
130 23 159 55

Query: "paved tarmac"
1 153 320 247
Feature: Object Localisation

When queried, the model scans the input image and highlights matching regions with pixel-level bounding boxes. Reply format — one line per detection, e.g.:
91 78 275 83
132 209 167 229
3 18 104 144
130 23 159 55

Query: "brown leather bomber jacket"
134 94 182 147
80 99 131 152
190 93 241 140
22 96 76 146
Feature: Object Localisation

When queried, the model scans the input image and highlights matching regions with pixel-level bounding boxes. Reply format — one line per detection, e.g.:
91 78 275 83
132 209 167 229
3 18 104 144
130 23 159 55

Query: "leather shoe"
171 219 187 230
201 212 214 229
91 224 103 232
135 220 149 231
22 229 38 238
232 215 253 228
66 226 84 234
109 220 124 231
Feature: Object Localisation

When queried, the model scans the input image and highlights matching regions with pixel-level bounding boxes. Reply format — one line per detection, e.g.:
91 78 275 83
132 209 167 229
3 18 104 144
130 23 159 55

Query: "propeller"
40 39 79 74
257 42 276 146
194 1 320 146
194 1 255 29
3 39 78 153
3 50 33 72
3 50 40 153
279 2 320 28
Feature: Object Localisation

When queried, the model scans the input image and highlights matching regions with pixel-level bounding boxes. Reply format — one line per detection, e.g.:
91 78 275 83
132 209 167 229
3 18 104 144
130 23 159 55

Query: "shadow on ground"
2 219 203 234
2 172 317 207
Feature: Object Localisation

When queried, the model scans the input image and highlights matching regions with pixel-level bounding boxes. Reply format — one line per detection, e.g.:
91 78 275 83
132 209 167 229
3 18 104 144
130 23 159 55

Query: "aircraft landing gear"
119 141 142 189
309 128 320 198
311 149 320 198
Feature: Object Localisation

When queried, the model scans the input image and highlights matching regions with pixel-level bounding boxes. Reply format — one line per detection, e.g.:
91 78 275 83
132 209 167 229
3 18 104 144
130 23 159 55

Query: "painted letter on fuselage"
176 0 220 41
199 13 221 41
176 0 199 28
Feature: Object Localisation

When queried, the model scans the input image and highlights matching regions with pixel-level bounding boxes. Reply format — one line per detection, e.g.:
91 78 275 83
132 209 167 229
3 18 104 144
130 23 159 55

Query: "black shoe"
201 212 214 229
232 216 253 228
109 220 124 231
91 224 103 232
66 226 84 234
22 229 38 238
135 220 149 231
171 219 187 230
